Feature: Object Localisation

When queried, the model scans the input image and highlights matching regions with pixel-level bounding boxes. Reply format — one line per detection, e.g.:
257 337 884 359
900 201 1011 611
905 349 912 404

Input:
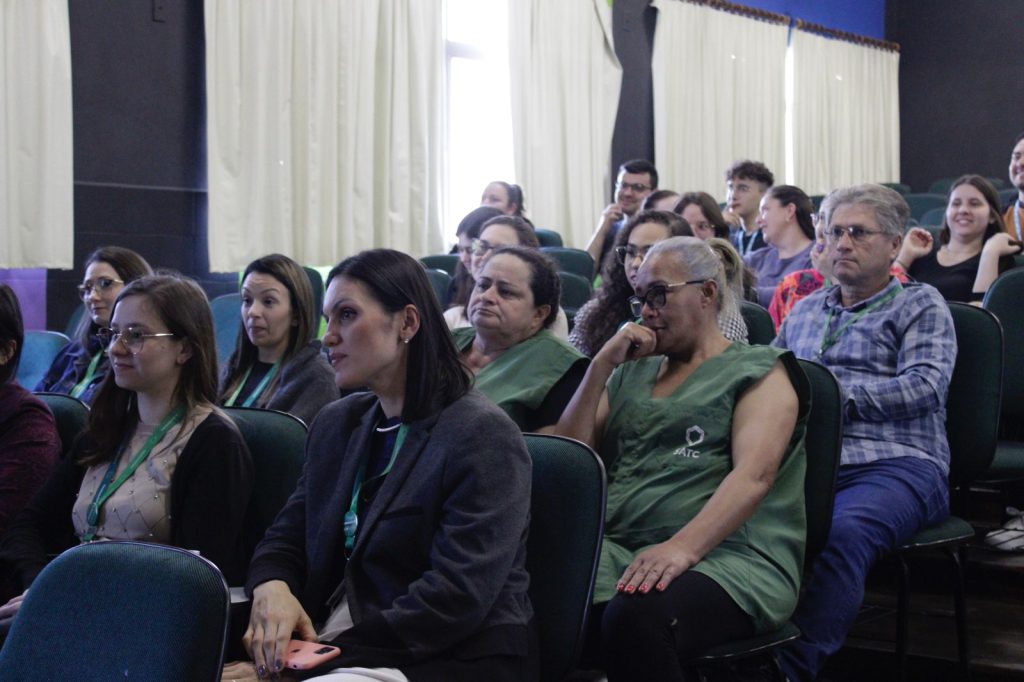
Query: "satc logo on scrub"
672 426 705 459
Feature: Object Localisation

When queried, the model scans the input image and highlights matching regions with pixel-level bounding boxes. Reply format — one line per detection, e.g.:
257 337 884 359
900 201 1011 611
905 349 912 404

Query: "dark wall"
887 0 1024 193
46 0 233 331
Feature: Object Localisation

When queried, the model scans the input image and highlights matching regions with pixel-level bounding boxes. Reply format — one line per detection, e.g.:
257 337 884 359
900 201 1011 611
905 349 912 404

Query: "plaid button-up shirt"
774 278 956 474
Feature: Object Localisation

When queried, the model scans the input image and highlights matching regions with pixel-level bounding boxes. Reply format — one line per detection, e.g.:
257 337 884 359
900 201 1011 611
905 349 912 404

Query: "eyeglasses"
617 182 652 193
614 244 654 264
826 225 889 243
77 277 124 299
471 239 502 256
97 327 177 355
628 280 706 317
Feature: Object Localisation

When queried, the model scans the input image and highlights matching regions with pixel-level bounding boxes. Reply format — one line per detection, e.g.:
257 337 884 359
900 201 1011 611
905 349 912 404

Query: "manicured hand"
244 581 317 679
617 539 697 594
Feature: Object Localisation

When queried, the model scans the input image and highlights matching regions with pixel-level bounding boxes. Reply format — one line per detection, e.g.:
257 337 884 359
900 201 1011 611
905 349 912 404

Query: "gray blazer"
247 390 533 675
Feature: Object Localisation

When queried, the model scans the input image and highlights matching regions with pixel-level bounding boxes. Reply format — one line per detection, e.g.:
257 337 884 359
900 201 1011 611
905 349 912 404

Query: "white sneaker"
984 507 1024 552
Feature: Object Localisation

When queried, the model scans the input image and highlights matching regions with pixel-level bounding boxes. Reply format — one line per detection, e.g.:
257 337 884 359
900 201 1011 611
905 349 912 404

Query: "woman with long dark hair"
226 249 534 681
219 254 337 423
35 246 153 404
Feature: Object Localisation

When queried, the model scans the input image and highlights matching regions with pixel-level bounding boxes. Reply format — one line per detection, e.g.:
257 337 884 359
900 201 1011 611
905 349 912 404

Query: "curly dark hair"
569 210 691 356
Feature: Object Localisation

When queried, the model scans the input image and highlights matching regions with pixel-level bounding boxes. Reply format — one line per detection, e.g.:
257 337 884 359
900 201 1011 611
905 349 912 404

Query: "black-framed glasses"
97 327 177 355
614 244 654 264
77 277 124 299
628 280 706 317
616 181 651 193
826 225 888 243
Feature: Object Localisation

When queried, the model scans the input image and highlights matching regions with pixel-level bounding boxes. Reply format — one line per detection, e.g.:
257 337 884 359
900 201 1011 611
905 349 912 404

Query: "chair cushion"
899 515 974 551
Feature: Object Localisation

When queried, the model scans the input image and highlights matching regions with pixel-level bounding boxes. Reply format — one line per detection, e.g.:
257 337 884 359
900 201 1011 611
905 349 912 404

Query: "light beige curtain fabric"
652 0 788 200
790 29 900 195
205 0 444 273
0 0 73 268
508 0 621 249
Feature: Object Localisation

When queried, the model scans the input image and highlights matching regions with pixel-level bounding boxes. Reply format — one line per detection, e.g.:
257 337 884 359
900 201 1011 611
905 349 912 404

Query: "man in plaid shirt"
773 184 956 681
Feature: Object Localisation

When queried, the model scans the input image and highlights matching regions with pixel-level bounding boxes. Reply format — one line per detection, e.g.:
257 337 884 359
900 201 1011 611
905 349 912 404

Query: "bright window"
444 0 515 245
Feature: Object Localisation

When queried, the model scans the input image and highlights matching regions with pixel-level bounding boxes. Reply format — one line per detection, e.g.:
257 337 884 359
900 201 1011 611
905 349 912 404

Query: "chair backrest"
210 292 242 369
522 434 606 682
419 254 459 276
16 331 70 390
64 305 85 338
796 360 843 566
423 268 452 309
983 268 1024 422
558 272 593 320
303 266 325 320
998 187 1017 207
33 392 89 459
542 246 595 279
919 206 946 227
880 182 911 196
945 303 1003 487
740 301 775 345
0 541 229 680
223 406 308 565
534 228 564 248
903 193 947 221
927 177 956 195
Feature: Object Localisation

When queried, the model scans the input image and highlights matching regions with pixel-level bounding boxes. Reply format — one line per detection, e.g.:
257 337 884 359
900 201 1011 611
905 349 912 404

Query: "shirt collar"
823 276 902 312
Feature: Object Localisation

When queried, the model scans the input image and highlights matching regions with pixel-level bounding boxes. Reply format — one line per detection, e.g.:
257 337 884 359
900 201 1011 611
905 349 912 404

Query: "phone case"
284 640 342 670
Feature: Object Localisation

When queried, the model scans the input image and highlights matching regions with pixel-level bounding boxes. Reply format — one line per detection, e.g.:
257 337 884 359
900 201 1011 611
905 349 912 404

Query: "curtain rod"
795 18 900 52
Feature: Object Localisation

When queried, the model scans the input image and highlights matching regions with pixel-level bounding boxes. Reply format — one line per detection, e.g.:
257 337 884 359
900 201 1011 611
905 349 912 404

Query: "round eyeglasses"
77 277 124 299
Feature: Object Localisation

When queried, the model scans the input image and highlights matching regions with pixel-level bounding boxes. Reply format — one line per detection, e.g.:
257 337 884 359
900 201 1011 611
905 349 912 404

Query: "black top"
908 246 1014 303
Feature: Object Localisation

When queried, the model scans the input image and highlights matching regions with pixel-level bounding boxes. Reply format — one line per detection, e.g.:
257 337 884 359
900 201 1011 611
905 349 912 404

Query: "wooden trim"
679 0 789 26
795 18 900 52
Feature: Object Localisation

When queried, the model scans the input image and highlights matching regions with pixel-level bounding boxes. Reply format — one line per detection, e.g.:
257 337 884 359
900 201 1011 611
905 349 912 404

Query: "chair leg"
895 554 910 682
949 546 971 682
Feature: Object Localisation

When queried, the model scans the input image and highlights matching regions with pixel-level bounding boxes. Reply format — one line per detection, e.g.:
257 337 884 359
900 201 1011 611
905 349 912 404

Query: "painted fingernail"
626 584 635 593
256 664 267 678
616 581 625 591
640 584 650 593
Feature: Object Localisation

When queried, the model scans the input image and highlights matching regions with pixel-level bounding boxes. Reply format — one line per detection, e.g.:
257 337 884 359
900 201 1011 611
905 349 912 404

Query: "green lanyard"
343 424 408 554
82 406 186 542
224 361 281 407
70 351 103 399
817 283 903 359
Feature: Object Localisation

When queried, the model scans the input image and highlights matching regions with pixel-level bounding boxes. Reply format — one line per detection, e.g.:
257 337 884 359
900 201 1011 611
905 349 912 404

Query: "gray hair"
824 184 910 236
644 237 739 330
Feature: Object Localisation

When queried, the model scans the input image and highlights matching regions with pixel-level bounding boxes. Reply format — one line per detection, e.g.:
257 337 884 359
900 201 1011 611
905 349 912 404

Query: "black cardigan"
0 410 254 588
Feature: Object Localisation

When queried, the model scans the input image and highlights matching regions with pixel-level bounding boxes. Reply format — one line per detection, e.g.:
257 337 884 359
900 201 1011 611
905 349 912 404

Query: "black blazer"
247 390 534 677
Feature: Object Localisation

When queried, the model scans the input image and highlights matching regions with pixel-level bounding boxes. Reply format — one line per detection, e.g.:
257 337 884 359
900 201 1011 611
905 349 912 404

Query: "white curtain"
651 0 788 201
205 0 444 273
790 30 900 195
508 0 620 249
0 0 73 269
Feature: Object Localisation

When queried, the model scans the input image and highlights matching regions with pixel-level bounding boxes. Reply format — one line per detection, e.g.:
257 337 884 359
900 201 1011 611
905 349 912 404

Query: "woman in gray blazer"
224 249 536 682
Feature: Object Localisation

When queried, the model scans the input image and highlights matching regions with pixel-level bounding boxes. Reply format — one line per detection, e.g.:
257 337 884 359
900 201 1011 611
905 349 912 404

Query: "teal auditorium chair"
903 193 947 222
424 268 452 309
881 182 911 196
740 301 775 345
210 292 242 368
542 247 595 279
34 392 89 459
681 360 842 680
420 253 459 276
222 406 308 658
927 177 957 195
522 434 606 682
0 541 230 681
892 303 1003 682
64 305 85 338
304 266 324 319
558 272 593 330
998 188 1018 207
981 269 1024 484
919 206 946 227
535 228 564 247
16 330 70 390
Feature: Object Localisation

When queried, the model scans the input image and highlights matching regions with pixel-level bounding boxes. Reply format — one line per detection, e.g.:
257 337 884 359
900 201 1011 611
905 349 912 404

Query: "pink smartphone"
283 640 342 670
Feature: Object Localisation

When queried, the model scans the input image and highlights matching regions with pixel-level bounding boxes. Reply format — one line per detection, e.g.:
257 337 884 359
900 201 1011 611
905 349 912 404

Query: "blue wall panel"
741 0 886 39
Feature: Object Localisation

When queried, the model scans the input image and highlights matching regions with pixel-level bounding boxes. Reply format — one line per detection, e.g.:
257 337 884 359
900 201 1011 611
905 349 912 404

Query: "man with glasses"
724 160 774 257
773 184 955 681
585 159 658 272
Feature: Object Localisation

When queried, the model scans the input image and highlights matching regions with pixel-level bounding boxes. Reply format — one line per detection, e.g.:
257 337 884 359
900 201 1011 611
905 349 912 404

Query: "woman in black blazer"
225 249 535 682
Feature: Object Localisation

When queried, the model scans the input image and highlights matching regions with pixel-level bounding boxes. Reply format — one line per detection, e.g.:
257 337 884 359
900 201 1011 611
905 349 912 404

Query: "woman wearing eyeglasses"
555 237 809 682
673 192 731 241
444 215 570 338
224 250 534 681
0 275 254 627
35 246 153 404
219 254 337 424
570 210 693 357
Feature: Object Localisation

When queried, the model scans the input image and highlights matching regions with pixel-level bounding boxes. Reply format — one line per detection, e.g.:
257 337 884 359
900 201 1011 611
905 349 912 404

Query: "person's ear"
176 338 194 366
399 304 421 344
